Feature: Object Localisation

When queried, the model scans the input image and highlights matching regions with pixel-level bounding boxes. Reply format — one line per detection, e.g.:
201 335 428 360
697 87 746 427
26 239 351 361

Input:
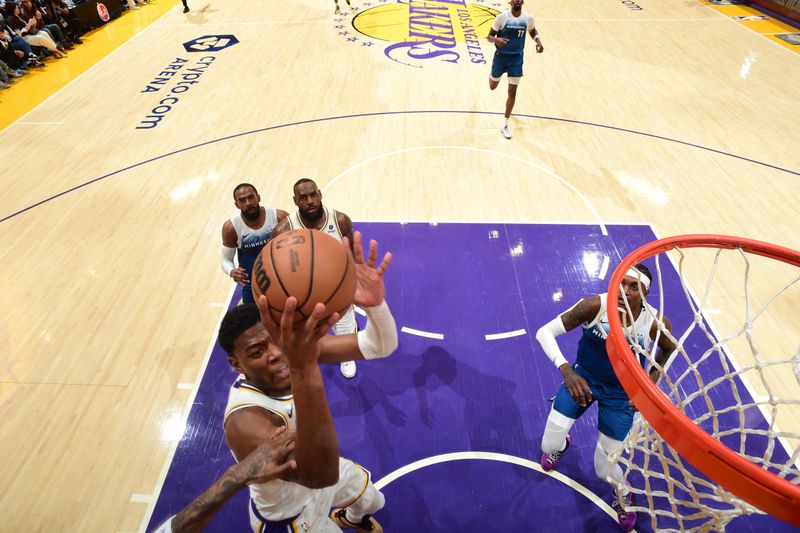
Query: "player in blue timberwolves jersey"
535 264 677 532
487 0 543 139
221 184 289 305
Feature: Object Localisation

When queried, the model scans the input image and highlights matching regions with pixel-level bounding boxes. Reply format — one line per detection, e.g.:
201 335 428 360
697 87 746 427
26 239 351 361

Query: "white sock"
503 118 509 127
345 508 362 524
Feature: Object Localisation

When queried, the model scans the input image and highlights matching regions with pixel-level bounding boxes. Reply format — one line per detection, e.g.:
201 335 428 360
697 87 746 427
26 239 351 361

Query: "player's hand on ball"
344 231 392 308
257 295 340 368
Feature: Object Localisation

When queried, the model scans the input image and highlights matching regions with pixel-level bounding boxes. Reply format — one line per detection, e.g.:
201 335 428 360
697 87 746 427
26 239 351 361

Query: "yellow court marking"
699 0 800 54
0 0 178 132
352 2 498 43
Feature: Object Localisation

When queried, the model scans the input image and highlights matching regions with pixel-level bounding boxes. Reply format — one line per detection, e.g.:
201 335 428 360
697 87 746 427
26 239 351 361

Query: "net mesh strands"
605 235 800 532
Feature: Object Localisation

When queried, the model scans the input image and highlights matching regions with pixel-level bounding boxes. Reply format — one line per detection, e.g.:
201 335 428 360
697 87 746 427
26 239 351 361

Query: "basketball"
251 229 356 324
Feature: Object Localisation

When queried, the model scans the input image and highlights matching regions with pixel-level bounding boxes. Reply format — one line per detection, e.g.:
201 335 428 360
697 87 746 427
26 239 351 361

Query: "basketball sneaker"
331 509 383 532
340 360 357 379
611 481 637 532
540 434 572 471
500 124 512 139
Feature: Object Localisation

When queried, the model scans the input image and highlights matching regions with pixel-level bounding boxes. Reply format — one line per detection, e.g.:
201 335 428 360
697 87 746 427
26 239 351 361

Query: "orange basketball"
251 229 356 324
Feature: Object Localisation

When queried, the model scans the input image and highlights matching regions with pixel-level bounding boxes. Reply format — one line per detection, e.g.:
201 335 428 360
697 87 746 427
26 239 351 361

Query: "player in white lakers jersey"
534 264 676 532
272 178 360 379
221 183 289 305
221 231 397 532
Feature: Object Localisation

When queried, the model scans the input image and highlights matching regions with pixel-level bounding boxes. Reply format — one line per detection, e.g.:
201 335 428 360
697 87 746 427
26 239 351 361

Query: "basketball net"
606 235 800 532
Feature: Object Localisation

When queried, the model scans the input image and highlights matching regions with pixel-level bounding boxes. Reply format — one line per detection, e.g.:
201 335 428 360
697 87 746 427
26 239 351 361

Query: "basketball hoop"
606 234 800 530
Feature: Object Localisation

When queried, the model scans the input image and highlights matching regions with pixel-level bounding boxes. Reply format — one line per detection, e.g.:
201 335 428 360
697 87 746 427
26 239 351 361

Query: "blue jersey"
574 293 656 393
492 10 534 55
231 208 279 289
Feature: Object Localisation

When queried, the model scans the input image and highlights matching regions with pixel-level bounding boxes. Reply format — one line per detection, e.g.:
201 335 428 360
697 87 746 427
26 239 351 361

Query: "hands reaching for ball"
256 295 341 369
344 231 392 308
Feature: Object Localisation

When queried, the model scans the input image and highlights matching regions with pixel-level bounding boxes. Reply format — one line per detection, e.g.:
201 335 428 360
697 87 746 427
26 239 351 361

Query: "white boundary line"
697 0 800 58
322 146 610 236
539 17 720 22
484 329 527 341
350 218 653 226
373 451 625 526
137 286 236 533
2 10 168 134
401 327 444 340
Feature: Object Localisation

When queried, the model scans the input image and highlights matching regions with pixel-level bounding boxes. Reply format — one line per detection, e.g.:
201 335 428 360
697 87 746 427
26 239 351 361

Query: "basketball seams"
268 237 293 301
295 230 315 311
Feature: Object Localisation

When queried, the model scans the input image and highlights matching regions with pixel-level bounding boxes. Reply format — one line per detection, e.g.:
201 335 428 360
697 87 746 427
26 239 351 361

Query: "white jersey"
224 377 307 521
576 293 657 387
223 377 376 532
230 207 279 288
286 205 344 242
286 206 356 335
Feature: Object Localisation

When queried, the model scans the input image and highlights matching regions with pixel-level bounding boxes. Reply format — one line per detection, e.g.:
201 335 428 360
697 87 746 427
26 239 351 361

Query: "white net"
610 242 800 532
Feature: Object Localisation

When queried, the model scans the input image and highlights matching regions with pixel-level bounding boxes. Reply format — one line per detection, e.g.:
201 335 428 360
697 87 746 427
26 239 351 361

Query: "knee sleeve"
594 433 625 485
541 407 576 454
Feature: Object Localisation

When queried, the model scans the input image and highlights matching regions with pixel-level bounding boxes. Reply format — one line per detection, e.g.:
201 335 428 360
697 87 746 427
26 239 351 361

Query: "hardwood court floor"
0 0 798 531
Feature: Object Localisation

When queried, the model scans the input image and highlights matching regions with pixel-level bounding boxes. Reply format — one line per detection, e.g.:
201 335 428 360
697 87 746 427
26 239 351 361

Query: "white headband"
625 267 651 290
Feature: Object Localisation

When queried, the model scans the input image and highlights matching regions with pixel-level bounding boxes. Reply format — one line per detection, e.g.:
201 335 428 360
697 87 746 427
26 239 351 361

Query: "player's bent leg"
541 388 584 470
597 403 637 532
331 459 385 532
505 81 519 117
541 408 577 470
489 76 501 90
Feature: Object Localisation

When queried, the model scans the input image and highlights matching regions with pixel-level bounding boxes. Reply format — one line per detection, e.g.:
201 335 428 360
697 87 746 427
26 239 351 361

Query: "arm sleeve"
356 301 398 360
535 316 569 369
220 245 236 276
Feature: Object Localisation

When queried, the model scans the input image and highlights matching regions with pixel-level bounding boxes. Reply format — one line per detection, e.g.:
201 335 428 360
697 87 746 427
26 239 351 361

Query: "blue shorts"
552 366 635 441
241 284 255 305
491 52 524 79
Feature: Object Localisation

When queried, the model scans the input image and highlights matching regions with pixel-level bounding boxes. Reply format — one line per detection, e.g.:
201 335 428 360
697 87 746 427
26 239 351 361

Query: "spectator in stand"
42 0 81 45
19 0 72 49
1 14 44 68
5 1 64 57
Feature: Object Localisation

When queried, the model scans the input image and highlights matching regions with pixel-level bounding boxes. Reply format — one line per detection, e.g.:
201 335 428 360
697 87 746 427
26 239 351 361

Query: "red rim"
606 234 800 527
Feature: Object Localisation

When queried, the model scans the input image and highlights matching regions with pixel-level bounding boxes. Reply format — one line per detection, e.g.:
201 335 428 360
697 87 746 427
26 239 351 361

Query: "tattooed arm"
157 428 295 533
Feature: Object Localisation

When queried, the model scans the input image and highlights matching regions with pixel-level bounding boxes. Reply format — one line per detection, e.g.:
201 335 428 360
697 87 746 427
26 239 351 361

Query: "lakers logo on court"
335 0 499 68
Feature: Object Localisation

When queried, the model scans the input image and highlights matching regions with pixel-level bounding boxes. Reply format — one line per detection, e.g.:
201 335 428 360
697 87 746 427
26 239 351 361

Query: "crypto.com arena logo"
335 0 500 68
182 35 240 53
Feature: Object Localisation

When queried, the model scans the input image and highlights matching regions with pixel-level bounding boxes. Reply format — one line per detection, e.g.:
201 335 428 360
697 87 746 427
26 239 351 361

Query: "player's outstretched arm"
319 231 398 363
535 296 601 406
258 295 341 488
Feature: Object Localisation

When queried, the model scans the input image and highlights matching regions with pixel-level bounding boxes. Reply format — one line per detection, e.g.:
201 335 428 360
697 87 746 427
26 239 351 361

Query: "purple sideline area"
147 223 793 532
